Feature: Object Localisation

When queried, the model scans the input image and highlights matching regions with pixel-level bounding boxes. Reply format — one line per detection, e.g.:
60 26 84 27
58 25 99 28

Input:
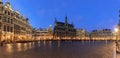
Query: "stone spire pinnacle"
54 17 57 26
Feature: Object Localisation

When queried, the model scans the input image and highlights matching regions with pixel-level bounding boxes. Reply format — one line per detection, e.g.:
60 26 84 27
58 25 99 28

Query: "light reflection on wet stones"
0 41 116 58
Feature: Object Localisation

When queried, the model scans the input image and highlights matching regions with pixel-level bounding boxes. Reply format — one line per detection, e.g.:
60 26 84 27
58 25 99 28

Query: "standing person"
0 41 4 47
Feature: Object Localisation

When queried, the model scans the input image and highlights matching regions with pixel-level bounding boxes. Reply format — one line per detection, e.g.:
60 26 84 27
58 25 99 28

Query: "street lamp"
115 28 118 33
115 27 119 41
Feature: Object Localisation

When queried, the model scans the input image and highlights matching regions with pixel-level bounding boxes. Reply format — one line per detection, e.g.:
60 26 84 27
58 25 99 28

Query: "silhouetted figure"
0 42 4 47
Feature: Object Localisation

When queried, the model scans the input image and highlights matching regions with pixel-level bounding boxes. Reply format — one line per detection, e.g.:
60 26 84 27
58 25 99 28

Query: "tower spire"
65 16 68 24
118 10 120 26
54 17 57 26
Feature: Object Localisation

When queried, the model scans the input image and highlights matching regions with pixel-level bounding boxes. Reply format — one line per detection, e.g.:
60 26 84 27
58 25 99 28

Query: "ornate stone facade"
53 16 76 40
0 1 32 42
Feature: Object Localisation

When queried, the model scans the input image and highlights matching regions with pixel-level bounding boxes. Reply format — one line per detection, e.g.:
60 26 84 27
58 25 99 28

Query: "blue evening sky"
2 0 120 31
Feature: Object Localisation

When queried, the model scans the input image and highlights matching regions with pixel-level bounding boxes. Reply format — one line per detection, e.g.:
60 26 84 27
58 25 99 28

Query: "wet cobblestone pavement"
0 41 116 58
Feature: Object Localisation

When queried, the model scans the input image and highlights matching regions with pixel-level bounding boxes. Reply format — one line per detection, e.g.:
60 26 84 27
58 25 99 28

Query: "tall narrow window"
8 18 10 23
8 12 10 15
4 10 7 14
11 19 13 24
4 17 6 22
7 26 9 32
10 27 13 32
0 16 1 20
4 25 6 31
0 22 1 29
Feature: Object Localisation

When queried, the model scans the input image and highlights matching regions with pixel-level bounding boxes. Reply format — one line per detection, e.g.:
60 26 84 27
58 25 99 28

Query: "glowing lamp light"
7 36 10 38
115 28 119 33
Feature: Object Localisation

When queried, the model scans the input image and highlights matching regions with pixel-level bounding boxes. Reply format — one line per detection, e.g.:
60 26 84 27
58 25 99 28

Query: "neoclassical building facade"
0 0 32 42
76 28 89 40
91 29 112 40
32 25 53 40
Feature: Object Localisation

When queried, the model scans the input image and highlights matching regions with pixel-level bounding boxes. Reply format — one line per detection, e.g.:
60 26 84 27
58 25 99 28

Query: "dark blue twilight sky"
3 0 120 31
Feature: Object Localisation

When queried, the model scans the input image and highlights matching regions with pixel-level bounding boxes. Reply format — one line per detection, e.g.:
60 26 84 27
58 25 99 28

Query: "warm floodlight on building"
7 36 10 38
